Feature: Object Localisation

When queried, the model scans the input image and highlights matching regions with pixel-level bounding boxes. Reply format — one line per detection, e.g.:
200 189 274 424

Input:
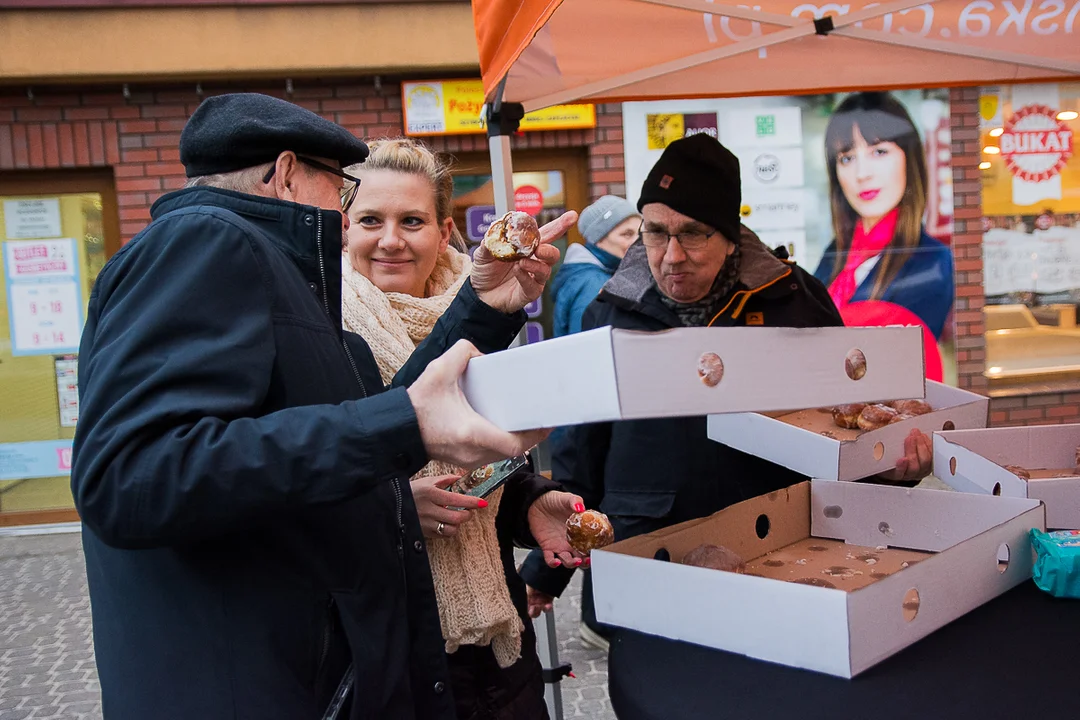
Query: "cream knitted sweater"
340 247 523 668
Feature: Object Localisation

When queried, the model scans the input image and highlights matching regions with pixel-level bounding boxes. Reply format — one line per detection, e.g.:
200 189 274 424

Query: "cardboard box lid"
461 325 925 431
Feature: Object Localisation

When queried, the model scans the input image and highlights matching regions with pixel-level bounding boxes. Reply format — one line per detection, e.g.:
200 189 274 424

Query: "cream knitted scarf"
341 247 524 668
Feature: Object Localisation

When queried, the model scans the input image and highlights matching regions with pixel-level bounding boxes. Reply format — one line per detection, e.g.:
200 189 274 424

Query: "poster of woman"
813 92 955 380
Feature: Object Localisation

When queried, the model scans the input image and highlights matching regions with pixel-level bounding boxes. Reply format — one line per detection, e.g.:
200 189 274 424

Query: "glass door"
449 148 590 344
0 171 119 527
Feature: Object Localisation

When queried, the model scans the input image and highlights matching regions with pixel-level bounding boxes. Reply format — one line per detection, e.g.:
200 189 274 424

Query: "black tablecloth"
608 581 1079 720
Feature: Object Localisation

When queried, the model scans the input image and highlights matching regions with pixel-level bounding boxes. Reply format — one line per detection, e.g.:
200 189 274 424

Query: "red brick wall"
0 80 624 243
949 87 988 396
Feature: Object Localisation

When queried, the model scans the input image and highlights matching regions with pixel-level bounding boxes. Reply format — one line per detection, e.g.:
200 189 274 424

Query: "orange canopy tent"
473 0 1080 111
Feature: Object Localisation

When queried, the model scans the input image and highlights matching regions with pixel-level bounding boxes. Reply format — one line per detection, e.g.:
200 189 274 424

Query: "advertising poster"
623 90 955 382
980 83 1080 306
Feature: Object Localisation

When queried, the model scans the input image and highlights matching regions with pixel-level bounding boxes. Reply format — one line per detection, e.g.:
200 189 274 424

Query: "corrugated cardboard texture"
744 538 931 592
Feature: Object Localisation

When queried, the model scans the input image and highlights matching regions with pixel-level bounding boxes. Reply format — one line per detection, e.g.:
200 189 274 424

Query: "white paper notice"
3 198 62 240
9 282 82 354
54 356 79 428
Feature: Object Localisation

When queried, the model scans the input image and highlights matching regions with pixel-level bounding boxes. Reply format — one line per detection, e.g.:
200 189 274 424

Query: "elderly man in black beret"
71 93 575 720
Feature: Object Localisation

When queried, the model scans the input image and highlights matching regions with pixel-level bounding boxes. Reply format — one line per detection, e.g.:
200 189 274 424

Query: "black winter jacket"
447 467 556 720
519 229 844 599
72 187 525 720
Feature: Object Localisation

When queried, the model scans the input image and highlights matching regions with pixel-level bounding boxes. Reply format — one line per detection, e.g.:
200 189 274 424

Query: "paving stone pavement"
0 532 614 720
0 533 101 720
0 479 954 720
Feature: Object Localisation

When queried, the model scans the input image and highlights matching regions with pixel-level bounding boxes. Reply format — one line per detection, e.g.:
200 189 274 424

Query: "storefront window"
0 192 106 523
980 83 1080 394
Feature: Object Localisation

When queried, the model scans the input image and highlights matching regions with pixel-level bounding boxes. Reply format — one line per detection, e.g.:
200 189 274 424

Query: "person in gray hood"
551 195 640 338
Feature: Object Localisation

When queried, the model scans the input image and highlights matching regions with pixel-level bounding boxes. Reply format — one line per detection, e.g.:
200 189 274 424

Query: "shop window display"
0 193 105 522
980 83 1080 393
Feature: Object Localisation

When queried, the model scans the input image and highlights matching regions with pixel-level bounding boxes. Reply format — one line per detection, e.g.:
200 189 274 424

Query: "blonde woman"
342 138 583 720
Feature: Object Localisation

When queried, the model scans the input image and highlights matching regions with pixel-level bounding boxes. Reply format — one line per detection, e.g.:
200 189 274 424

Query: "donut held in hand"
483 211 541 261
566 510 615 555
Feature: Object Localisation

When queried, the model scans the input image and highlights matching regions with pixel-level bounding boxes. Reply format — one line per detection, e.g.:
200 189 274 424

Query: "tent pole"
486 82 568 720
484 78 533 349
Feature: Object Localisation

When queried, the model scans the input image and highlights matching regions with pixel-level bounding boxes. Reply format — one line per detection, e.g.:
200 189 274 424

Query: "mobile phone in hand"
456 455 529 500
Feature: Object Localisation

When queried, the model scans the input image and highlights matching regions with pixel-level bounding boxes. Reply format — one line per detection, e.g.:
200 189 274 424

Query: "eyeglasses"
262 156 361 213
640 225 718 251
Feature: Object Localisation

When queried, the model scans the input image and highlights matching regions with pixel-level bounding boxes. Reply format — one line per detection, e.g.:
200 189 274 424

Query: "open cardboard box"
934 424 1080 529
461 326 924 432
706 381 988 482
591 481 1043 679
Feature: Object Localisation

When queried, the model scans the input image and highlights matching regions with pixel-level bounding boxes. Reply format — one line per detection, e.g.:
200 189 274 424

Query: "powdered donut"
831 403 866 429
889 399 933 416
857 404 898 431
482 211 540 260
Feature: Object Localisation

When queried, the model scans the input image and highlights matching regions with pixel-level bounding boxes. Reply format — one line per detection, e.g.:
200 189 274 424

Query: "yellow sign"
981 87 1080 215
646 114 685 150
401 79 595 137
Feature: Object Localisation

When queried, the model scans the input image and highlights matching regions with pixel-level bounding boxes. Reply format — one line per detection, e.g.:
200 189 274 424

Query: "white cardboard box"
461 326 924 432
934 424 1080 529
591 480 1043 678
706 381 988 481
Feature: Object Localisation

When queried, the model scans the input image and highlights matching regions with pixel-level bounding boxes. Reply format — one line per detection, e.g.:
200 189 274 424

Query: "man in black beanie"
71 92 578 720
520 133 934 652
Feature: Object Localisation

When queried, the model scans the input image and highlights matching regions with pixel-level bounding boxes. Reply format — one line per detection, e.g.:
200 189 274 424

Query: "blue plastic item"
1031 529 1080 599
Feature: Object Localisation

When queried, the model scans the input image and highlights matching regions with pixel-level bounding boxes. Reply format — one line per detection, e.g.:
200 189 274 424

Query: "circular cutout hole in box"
845 348 867 381
949 457 957 476
873 442 885 461
902 588 920 622
992 482 1002 496
697 353 724 387
755 514 770 539
997 543 1010 574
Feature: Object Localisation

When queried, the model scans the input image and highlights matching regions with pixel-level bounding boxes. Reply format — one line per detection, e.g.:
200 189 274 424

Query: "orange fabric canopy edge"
473 0 562 103
474 0 1080 111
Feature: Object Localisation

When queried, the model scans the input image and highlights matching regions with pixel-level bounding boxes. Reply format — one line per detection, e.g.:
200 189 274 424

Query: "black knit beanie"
637 134 742 245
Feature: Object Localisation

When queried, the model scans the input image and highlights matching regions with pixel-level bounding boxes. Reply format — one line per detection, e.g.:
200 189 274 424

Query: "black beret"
638 134 742 245
179 93 369 177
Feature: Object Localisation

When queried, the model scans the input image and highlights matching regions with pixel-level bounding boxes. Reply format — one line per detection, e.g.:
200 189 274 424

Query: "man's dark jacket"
72 187 524 720
520 229 844 600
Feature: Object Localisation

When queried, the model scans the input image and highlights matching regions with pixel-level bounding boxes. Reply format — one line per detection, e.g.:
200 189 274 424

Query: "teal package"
1031 529 1080 599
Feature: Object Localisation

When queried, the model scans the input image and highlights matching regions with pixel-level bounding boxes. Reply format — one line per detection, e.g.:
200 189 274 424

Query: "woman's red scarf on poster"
827 208 899 309
827 208 943 382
